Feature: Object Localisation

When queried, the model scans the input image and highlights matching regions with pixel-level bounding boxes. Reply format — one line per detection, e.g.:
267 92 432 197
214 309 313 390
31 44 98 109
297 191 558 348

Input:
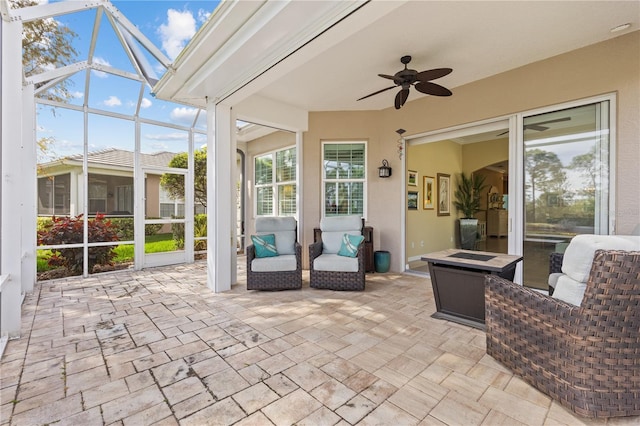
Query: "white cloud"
104 96 122 107
71 91 84 99
170 106 198 123
91 57 111 78
144 132 188 142
158 9 196 60
140 98 152 109
197 8 211 23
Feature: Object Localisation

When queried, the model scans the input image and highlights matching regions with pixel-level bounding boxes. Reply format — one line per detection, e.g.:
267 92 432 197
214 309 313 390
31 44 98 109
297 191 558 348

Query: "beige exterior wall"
298 31 639 272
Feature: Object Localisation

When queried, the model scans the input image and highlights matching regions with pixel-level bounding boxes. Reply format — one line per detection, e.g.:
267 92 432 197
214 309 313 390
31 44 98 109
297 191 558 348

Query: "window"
88 180 107 215
254 147 297 216
37 173 71 215
159 186 184 218
322 142 366 217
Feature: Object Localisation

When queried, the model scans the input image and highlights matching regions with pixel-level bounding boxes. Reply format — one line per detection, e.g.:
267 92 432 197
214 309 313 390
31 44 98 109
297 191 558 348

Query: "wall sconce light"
378 159 392 178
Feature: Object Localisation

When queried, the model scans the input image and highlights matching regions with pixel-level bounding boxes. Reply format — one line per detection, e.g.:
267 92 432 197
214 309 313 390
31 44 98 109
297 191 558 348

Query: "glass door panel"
522 102 609 289
143 169 188 268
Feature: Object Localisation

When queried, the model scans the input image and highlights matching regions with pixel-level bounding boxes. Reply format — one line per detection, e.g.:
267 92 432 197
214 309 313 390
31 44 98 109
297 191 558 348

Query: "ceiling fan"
497 117 571 136
357 55 453 109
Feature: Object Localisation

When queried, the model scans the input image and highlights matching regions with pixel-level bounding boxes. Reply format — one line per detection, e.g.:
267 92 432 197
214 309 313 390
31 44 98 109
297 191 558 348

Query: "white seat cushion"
561 235 640 283
320 215 362 254
313 254 359 272
255 217 297 255
552 274 586 306
251 254 297 272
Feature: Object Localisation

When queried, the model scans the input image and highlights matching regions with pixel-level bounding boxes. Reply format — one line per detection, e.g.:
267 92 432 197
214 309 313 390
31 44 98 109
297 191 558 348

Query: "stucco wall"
301 31 639 272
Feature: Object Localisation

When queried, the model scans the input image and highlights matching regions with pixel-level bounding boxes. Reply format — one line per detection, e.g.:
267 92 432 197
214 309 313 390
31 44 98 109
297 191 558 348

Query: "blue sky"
37 0 218 160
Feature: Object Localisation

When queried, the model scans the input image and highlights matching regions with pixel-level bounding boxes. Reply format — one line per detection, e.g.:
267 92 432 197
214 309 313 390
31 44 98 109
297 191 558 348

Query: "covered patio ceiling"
154 1 639 116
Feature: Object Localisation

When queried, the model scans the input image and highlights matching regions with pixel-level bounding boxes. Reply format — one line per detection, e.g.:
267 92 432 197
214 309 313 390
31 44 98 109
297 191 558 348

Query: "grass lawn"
37 233 177 272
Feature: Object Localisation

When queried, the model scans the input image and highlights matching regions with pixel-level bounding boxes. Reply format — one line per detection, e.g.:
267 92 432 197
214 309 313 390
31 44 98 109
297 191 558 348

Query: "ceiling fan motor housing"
357 55 453 109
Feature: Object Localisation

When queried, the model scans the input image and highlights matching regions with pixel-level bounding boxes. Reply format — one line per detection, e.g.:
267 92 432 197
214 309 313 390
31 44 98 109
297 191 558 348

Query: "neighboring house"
37 148 193 218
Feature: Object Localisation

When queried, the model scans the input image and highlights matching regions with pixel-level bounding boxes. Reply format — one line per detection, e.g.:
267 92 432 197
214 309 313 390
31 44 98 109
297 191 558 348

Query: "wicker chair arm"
485 274 578 332
549 252 564 274
309 241 323 263
246 244 256 262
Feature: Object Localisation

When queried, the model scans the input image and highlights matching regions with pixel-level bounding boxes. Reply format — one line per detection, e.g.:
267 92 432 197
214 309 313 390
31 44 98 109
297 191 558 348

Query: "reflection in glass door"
522 102 610 289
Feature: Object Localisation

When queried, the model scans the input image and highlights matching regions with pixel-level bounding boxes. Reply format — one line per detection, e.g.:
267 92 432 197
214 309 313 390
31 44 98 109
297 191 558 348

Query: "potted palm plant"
453 173 487 250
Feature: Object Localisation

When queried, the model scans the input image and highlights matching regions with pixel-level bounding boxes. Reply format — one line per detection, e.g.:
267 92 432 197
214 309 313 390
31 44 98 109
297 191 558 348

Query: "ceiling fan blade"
416 68 452 82
378 74 397 81
395 88 409 109
415 81 452 96
357 86 396 101
524 124 548 131
532 117 571 126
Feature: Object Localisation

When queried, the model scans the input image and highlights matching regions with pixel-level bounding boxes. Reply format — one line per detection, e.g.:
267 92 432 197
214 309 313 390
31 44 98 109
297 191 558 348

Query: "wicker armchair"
485 250 640 418
309 215 365 291
246 217 302 290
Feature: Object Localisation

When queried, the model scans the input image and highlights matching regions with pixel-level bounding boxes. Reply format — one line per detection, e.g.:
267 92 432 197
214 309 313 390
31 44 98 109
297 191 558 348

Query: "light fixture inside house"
378 159 392 178
610 23 631 33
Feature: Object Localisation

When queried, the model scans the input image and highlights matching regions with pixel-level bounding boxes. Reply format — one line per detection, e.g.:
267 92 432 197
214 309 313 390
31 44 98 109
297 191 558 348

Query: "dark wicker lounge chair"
309 215 365 291
246 217 302 291
485 249 640 418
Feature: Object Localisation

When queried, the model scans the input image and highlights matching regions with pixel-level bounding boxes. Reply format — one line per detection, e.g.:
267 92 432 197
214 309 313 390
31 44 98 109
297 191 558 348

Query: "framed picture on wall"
423 176 434 210
437 173 450 216
408 170 418 186
408 191 418 210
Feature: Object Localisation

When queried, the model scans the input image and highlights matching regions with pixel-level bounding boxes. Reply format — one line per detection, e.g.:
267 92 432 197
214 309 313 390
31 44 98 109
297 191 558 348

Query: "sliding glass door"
522 101 610 289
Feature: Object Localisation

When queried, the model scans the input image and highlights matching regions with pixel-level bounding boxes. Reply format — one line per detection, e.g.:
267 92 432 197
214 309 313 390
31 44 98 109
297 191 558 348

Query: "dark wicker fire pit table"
421 249 523 329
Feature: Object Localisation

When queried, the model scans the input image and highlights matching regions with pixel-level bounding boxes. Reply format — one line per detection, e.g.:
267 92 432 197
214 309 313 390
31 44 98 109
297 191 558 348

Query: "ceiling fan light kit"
357 55 453 109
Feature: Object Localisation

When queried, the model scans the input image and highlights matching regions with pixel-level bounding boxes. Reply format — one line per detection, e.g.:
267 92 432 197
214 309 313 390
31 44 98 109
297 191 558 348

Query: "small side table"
421 249 523 329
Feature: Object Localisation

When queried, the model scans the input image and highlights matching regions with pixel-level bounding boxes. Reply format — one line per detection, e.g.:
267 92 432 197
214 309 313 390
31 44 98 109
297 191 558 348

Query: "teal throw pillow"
251 234 279 258
337 233 364 258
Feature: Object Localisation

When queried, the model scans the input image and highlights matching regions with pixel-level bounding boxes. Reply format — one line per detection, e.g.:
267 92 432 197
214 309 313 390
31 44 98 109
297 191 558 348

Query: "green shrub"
37 217 53 233
37 214 119 275
109 217 134 240
194 214 207 251
171 214 207 251
145 218 163 236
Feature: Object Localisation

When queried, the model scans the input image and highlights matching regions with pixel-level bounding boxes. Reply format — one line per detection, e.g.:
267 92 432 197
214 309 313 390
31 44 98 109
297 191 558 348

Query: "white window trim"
321 140 367 219
253 145 297 217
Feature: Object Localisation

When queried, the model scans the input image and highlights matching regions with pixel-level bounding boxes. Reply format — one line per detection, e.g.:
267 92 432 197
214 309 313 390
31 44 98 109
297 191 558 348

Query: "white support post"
206 100 235 292
230 109 238 284
1 15 24 339
21 83 36 293
296 131 303 245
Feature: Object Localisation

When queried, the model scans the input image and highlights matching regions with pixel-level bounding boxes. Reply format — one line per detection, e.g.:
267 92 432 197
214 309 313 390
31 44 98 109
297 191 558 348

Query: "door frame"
135 166 194 269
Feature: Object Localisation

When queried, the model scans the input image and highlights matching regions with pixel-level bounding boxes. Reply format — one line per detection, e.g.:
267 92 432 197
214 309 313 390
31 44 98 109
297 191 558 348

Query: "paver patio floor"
1 261 638 425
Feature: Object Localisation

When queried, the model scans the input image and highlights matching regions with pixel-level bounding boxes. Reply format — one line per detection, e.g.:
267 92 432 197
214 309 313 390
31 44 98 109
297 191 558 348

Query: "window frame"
253 145 297 217
321 140 367 219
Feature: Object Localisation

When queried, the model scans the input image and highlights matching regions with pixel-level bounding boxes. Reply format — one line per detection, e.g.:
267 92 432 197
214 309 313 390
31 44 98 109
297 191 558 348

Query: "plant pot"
374 250 390 273
459 218 478 250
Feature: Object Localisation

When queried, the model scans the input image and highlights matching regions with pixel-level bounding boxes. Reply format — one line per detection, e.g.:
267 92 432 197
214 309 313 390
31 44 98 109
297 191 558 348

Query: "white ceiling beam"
103 1 171 68
9 0 107 22
26 61 88 85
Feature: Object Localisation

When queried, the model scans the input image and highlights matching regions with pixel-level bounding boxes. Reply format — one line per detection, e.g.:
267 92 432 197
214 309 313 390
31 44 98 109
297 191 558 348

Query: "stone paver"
1 261 636 426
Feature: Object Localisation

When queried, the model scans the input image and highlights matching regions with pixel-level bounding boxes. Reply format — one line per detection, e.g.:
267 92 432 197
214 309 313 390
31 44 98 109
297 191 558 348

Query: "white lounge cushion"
313 254 359 272
547 272 563 289
320 215 362 254
251 254 297 272
255 216 297 255
561 235 640 283
552 274 587 306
